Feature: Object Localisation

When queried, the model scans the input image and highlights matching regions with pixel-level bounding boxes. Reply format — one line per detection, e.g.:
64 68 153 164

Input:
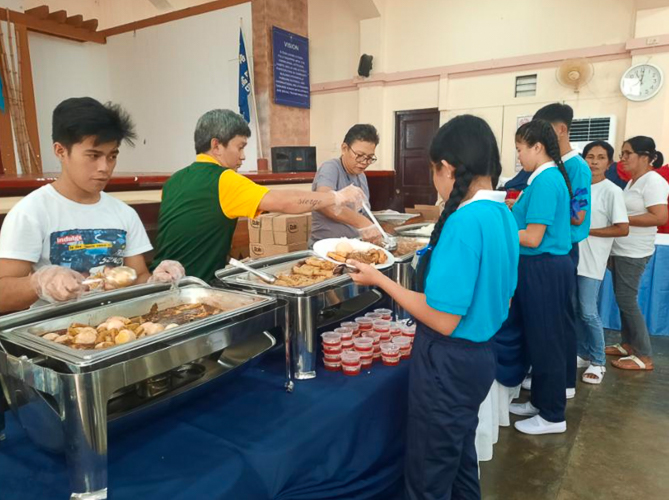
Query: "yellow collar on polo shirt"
195 153 222 166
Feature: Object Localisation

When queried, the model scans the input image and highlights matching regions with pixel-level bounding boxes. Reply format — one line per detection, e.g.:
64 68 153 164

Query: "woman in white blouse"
606 136 669 371
577 141 628 384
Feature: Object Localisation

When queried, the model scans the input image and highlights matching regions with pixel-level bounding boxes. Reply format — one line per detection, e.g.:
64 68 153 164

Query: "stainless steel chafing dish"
395 221 435 238
389 236 429 319
215 250 393 382
0 279 285 500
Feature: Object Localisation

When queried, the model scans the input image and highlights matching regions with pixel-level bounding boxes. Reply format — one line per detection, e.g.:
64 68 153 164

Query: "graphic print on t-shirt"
50 229 127 275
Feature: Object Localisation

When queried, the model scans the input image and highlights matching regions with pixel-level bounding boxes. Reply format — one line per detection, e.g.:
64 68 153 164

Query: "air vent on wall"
515 74 537 97
569 116 616 152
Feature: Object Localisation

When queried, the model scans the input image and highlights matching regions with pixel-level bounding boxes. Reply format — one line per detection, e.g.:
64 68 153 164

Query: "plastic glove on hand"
30 265 85 303
358 224 383 242
332 185 367 214
149 260 186 284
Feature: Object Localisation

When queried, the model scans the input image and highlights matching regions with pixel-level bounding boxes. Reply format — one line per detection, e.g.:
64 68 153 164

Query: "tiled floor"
480 332 669 500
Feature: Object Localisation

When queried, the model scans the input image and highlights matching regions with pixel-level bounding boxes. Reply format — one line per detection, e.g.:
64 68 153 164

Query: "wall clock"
620 63 664 101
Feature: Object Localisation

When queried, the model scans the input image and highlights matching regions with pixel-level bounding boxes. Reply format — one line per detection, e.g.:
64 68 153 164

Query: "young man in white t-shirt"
0 97 184 313
576 142 629 384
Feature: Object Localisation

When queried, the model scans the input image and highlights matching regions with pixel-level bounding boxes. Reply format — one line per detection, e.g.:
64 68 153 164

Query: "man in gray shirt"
310 124 382 244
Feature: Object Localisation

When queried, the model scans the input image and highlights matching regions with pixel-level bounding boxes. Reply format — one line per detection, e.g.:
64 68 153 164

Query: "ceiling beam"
47 10 67 23
65 14 83 28
25 5 50 20
0 10 106 44
81 19 99 32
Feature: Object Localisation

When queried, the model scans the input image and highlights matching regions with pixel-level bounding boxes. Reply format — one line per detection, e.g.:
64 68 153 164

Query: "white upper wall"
26 2 256 173
311 90 359 165
308 0 669 176
106 3 256 173
635 6 669 36
380 0 636 72
444 58 632 175
308 0 360 83
29 33 111 170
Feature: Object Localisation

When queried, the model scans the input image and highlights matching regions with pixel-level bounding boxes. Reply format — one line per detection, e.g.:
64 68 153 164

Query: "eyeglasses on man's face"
349 147 377 165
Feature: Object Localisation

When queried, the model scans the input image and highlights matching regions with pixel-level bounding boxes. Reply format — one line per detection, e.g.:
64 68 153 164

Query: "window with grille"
515 74 537 97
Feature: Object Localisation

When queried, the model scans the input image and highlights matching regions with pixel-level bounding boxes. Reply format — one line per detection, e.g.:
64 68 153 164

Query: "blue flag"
238 28 251 123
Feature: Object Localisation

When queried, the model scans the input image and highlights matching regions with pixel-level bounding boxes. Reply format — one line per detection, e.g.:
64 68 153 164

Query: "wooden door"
395 108 440 209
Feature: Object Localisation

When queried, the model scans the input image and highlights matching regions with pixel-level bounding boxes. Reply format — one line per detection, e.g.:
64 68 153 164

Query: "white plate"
313 238 395 270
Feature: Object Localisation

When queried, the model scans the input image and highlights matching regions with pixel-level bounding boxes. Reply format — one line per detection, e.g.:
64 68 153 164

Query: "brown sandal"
611 355 654 371
605 343 633 357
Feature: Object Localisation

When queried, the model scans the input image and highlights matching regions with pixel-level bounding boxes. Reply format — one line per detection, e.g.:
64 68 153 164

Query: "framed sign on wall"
272 26 310 109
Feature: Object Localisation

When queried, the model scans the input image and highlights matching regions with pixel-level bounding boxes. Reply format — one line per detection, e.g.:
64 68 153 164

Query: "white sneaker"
521 375 532 391
514 415 567 435
577 356 591 369
509 401 539 417
566 388 576 399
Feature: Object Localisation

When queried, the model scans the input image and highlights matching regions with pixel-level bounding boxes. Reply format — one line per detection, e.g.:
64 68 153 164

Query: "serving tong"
228 258 277 284
361 203 398 252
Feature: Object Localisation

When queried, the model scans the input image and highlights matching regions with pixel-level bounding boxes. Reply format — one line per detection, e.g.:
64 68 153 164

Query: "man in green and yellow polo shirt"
152 109 365 282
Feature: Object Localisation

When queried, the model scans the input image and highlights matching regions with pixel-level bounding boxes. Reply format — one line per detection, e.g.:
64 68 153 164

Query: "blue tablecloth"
0 352 409 500
599 240 669 336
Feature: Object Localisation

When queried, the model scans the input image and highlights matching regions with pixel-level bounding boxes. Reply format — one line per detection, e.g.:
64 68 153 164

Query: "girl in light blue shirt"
349 115 519 500
500 120 575 436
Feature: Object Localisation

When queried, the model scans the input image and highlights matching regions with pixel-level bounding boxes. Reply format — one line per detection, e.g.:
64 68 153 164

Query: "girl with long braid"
502 119 575 435
348 115 519 500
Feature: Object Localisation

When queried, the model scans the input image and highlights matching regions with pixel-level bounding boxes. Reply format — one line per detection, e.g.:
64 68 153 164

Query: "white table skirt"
476 381 520 462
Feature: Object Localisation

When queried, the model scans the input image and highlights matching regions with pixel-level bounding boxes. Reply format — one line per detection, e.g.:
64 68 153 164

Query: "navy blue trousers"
405 324 495 500
493 302 528 388
566 244 580 389
499 254 574 422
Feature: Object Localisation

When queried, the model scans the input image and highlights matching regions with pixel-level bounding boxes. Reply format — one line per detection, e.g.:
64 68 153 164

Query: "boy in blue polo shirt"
534 103 592 395
349 115 519 500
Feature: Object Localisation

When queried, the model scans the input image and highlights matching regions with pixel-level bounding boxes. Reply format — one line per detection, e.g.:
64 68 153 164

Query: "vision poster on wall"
272 26 310 109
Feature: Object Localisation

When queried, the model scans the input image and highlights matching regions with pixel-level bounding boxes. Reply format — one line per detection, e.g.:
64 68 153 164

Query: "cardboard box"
248 213 311 245
406 204 442 221
249 242 308 259
248 213 275 243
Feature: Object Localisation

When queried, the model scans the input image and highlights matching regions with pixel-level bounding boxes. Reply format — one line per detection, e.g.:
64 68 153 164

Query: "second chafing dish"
389 236 429 319
395 221 435 238
215 250 393 382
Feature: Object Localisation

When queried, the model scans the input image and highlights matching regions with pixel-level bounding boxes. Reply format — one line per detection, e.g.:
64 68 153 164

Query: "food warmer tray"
0 280 286 500
390 236 429 319
394 222 435 238
215 250 393 382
